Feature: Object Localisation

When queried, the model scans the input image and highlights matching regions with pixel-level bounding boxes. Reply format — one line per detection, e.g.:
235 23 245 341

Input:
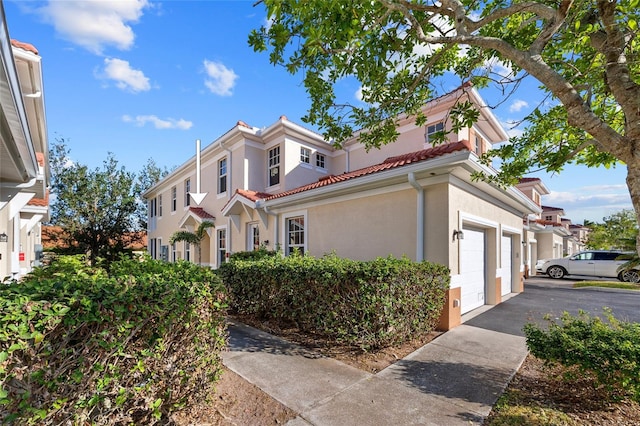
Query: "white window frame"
247 222 260 251
185 241 191 262
218 157 227 194
268 146 280 187
171 186 177 212
184 179 191 207
316 152 326 169
217 227 227 267
171 242 177 262
300 147 311 164
158 194 163 217
425 122 444 144
283 211 307 256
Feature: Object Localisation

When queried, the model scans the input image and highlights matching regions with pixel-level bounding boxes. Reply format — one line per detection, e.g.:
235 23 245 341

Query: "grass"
573 281 640 290
487 396 575 426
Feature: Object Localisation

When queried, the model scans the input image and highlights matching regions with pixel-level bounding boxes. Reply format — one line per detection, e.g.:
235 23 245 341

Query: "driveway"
463 277 640 336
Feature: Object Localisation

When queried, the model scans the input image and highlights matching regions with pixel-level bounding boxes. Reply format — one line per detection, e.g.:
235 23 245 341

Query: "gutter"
408 172 424 261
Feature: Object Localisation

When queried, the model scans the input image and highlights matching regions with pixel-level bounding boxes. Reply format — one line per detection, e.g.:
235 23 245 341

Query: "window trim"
425 122 445 144
247 222 260 251
316 152 326 169
158 194 163 217
283 211 307 256
300 147 311 164
171 186 177 212
184 179 191 207
268 146 280 187
217 226 227 267
218 157 227 194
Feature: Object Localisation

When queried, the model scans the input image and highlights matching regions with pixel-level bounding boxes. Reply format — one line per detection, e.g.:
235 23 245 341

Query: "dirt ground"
174 318 640 425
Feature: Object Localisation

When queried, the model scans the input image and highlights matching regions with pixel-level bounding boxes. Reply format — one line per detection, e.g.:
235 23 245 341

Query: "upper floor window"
149 198 156 218
158 194 163 217
184 179 191 207
426 122 444 144
268 146 280 186
545 215 553 221
218 158 227 194
171 186 177 212
300 147 311 164
474 135 483 155
316 153 326 169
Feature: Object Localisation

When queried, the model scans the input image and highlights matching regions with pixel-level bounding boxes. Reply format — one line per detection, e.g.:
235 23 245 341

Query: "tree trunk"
626 161 640 256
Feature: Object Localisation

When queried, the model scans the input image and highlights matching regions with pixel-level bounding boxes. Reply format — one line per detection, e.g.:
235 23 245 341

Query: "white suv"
539 250 639 282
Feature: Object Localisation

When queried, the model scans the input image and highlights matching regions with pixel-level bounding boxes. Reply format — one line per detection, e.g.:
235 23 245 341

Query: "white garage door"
460 227 486 313
501 234 512 296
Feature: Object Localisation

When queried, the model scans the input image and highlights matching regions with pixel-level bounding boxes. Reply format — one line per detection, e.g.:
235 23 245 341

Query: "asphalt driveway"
464 277 640 336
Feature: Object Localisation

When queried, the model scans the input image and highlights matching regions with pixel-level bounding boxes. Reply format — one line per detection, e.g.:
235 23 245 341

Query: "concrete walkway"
223 312 527 425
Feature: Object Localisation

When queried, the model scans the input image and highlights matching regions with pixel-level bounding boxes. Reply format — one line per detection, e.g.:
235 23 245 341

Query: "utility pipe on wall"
408 172 424 261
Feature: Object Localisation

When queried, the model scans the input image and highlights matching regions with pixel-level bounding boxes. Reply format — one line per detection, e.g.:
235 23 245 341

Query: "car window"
572 252 594 261
594 252 622 261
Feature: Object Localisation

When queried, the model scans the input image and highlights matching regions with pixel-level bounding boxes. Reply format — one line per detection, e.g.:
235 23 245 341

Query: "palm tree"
169 221 215 265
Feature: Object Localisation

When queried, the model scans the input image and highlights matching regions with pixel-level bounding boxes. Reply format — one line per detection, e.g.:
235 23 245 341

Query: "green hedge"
524 309 640 401
0 255 227 424
219 253 449 349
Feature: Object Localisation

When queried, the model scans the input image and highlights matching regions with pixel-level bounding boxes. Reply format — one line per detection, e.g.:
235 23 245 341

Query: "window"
158 194 163 217
316 153 326 169
149 198 156 218
217 229 227 266
171 186 177 212
572 252 594 261
286 216 305 255
268 146 280 186
247 223 260 251
425 122 444 144
474 135 483 155
184 179 191 207
545 215 553 221
185 241 191 262
150 238 157 259
218 158 227 194
300 147 311 164
171 242 177 262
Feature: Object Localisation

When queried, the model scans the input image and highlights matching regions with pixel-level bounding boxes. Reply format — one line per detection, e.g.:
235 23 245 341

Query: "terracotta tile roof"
236 189 273 202
266 141 471 201
27 189 49 207
11 39 38 55
518 177 541 184
189 207 215 220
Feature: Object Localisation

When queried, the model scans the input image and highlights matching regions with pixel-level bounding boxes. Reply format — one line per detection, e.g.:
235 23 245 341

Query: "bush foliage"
219 253 449 349
524 309 640 401
0 255 227 424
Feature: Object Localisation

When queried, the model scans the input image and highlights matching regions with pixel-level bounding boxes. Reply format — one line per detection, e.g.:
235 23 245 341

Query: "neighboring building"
144 85 540 329
517 177 586 275
0 2 49 280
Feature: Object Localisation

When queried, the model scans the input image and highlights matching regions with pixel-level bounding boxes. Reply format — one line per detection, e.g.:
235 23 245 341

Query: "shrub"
228 247 279 262
0 255 227 424
524 309 640 401
219 253 449 349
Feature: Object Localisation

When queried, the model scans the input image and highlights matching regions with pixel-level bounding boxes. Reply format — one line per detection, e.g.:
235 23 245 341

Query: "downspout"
408 172 424 261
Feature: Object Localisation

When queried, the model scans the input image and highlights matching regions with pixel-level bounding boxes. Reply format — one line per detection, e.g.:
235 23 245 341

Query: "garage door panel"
460 227 486 313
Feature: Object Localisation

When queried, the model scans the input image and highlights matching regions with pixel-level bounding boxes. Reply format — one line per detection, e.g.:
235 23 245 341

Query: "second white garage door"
460 227 486 314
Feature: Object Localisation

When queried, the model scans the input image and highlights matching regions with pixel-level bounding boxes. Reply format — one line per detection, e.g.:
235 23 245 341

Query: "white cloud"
543 188 633 223
38 0 150 54
483 57 514 80
509 99 529 113
122 115 193 130
101 58 150 92
203 60 238 96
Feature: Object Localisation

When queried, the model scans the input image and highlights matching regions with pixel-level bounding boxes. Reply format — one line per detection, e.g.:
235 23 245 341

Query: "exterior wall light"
0 232 7 243
452 229 464 240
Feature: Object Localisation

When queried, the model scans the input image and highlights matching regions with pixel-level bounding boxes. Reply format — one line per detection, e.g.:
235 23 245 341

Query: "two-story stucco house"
0 2 49 280
144 85 540 328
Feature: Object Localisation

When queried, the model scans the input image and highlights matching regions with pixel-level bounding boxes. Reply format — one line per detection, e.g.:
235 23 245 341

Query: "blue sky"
4 0 632 224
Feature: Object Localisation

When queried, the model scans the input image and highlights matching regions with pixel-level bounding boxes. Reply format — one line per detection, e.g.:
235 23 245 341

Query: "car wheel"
621 270 640 283
547 266 566 279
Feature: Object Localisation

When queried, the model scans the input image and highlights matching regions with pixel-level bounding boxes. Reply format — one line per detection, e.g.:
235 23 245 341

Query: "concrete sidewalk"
222 318 527 425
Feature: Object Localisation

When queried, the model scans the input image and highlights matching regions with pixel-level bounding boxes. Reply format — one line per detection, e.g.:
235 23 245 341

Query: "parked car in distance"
539 250 639 282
